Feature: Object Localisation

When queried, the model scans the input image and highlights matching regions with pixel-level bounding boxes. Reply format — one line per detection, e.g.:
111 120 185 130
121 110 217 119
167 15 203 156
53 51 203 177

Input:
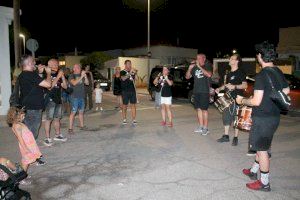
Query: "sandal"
68 129 74 134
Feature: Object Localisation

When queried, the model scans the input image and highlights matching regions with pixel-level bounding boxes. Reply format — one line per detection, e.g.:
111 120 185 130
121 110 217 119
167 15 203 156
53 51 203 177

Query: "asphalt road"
0 92 299 200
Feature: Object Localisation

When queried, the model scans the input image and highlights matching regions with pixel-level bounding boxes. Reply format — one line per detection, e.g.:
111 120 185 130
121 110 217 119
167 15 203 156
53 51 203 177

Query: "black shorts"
194 93 209 110
122 92 137 105
222 104 239 126
249 116 280 151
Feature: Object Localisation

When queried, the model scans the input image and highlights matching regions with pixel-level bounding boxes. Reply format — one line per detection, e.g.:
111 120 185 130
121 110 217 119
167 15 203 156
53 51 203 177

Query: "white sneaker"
96 107 99 111
194 126 203 133
53 134 67 142
100 107 103 111
122 119 127 125
43 138 53 146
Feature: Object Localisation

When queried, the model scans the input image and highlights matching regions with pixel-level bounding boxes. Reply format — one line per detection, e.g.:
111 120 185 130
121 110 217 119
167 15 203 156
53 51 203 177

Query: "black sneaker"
36 158 46 166
232 137 238 146
217 135 229 143
247 150 256 156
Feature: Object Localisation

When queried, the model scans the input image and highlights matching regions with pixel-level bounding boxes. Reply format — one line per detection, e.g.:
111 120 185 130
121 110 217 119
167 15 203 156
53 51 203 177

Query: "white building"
277 26 300 72
123 45 197 65
0 6 13 116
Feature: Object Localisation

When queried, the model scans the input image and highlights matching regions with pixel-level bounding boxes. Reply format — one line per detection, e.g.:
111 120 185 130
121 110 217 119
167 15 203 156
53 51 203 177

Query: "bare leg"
131 104 136 121
122 105 128 120
257 151 270 172
21 163 29 172
234 128 239 137
161 104 166 122
69 112 76 130
78 112 84 127
53 119 61 136
224 125 230 135
44 120 52 138
166 105 172 123
202 110 208 128
197 109 203 126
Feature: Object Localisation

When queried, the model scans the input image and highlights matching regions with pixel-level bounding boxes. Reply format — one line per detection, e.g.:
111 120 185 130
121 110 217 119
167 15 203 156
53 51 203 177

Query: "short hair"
197 53 206 59
48 58 58 65
255 41 277 62
232 53 242 67
124 60 131 65
20 55 33 68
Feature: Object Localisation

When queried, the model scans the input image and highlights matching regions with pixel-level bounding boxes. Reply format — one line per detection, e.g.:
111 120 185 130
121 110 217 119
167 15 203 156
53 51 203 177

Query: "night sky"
1 0 299 59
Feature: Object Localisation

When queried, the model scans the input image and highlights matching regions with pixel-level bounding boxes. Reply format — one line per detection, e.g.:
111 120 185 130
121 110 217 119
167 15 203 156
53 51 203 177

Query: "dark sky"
1 0 299 59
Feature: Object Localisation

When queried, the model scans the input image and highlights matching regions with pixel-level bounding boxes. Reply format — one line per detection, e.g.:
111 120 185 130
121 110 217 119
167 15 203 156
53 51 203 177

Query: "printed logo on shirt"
195 69 204 79
230 76 235 80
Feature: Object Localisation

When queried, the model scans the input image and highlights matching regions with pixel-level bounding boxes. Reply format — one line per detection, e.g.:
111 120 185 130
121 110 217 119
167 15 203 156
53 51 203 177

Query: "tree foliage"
80 52 112 70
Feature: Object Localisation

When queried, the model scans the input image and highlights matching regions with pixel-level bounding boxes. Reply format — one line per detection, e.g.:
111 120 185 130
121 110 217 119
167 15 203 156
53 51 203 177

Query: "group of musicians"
187 41 290 192
119 41 289 192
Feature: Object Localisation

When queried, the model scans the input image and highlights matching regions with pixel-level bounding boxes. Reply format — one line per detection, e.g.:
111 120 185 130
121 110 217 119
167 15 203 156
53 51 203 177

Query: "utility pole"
13 0 21 68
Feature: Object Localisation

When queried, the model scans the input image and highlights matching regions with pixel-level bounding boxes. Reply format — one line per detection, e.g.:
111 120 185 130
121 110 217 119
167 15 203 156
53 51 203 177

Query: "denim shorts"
70 98 85 113
62 91 70 103
45 101 62 120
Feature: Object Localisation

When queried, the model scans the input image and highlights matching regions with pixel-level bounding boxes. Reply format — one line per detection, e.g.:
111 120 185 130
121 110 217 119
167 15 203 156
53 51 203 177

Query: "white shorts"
95 98 102 103
161 97 172 105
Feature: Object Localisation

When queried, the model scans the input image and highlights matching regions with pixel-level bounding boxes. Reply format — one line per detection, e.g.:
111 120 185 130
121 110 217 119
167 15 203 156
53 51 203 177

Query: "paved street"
1 91 300 200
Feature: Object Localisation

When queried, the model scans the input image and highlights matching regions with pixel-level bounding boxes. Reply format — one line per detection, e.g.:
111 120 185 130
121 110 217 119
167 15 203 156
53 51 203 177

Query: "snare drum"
214 92 234 113
234 106 252 131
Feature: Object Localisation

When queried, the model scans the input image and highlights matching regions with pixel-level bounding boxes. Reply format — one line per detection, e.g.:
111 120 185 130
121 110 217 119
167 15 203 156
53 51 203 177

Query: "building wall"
65 56 86 67
123 45 197 65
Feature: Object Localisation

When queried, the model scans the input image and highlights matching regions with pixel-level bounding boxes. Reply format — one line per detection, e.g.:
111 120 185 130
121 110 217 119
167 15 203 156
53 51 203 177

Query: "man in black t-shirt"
215 54 247 146
43 59 68 146
18 55 52 139
120 60 137 125
236 41 290 191
186 54 213 135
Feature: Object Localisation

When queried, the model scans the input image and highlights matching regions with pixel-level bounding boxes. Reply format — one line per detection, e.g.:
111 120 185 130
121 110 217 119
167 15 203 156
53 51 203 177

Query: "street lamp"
19 33 25 55
147 0 151 84
232 49 237 54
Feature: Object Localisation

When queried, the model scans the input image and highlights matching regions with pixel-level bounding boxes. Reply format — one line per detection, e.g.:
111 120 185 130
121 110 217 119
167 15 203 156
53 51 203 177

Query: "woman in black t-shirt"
154 67 173 127
113 67 122 109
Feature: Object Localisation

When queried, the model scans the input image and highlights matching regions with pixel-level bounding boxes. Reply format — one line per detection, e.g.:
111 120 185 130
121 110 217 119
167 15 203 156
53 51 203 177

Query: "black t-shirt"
226 68 246 98
160 75 173 97
120 70 136 93
113 76 121 92
253 67 289 117
48 72 63 104
19 71 44 110
191 63 213 94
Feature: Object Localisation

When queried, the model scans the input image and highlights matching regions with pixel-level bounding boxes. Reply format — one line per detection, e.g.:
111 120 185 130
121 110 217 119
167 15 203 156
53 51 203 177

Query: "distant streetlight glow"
232 49 237 54
19 33 25 55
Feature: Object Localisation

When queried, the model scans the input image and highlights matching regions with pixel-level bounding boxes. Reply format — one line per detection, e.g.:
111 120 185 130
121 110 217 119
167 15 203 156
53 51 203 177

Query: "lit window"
59 61 66 66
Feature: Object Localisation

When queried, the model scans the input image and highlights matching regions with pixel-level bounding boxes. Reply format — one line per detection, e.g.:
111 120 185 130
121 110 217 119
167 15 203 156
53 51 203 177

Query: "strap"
264 71 275 89
265 67 284 89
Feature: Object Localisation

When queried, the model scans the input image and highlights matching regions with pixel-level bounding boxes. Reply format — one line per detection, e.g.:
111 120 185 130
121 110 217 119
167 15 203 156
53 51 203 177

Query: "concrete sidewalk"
0 95 299 199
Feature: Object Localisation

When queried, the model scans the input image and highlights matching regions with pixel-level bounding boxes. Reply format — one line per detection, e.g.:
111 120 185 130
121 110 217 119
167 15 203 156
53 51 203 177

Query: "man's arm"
185 65 194 79
236 90 264 106
39 67 51 88
198 64 212 78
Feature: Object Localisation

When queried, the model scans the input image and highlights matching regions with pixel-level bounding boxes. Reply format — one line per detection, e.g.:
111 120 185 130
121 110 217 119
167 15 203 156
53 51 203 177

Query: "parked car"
92 71 111 91
243 74 300 111
148 65 218 104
